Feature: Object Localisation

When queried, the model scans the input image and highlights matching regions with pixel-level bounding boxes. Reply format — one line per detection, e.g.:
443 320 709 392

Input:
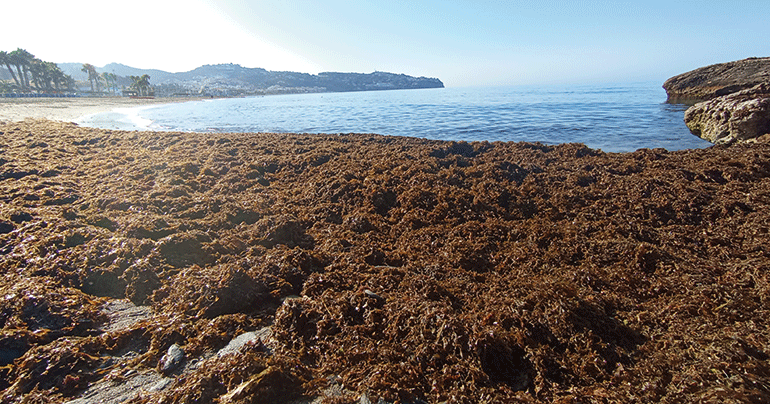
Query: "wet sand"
0 97 196 124
1 119 769 403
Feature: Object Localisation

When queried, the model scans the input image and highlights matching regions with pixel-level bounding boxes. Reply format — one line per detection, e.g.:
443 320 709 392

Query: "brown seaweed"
1 119 769 403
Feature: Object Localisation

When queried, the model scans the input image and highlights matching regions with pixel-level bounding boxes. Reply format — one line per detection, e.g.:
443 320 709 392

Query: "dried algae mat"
1 119 769 403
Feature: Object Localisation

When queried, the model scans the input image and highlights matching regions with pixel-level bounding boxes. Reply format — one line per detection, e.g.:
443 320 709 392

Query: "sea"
77 82 713 153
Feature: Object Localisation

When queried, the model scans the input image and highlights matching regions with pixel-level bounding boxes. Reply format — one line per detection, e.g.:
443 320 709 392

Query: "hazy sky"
2 0 768 87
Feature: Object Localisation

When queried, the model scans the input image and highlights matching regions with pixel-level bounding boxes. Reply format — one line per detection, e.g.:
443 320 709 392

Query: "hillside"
56 63 444 96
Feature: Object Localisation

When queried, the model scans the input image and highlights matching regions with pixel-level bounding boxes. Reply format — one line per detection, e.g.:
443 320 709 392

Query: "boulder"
684 84 770 144
663 57 770 103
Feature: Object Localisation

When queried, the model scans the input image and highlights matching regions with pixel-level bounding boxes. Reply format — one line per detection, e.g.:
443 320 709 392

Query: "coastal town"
1 48 443 98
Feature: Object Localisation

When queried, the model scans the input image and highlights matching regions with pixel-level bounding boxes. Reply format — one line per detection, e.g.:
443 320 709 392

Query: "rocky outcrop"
663 57 770 103
684 83 770 144
664 57 770 144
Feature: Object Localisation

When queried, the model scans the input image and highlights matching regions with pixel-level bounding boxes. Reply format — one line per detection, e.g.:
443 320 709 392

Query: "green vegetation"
101 72 118 95
3 48 442 97
128 74 153 97
0 48 74 93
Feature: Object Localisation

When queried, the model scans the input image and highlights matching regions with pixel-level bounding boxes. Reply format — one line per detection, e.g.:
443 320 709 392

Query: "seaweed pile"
1 119 769 403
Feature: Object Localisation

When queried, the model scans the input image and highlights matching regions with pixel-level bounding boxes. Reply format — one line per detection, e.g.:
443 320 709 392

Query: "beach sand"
0 97 195 124
1 119 769 403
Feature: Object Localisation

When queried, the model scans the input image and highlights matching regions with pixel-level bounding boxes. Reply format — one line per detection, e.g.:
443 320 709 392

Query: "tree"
61 73 76 91
45 62 64 91
109 73 118 94
101 72 110 94
138 74 151 96
81 63 101 93
0 81 13 93
102 72 118 94
9 48 34 90
37 61 62 91
1 49 73 93
129 74 152 96
29 58 46 90
128 75 139 94
0 51 21 89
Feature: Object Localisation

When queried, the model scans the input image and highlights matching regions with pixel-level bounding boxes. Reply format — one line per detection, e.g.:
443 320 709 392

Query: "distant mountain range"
55 62 444 96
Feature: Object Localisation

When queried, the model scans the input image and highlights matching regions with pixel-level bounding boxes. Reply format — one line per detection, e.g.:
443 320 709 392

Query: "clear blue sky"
2 0 768 87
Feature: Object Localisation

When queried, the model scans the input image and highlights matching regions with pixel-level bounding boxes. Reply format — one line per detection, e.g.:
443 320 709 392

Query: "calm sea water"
78 82 712 153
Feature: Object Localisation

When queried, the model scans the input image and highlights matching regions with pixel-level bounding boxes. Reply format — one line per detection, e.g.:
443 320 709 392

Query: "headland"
663 57 770 145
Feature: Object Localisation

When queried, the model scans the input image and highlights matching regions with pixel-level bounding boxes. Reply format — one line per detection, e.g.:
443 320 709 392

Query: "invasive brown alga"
1 119 769 403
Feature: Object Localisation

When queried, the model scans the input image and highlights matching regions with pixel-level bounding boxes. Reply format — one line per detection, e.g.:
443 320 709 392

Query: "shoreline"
0 87 713 154
0 96 201 126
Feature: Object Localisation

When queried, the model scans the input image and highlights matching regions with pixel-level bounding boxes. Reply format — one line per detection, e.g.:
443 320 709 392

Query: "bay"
79 82 713 153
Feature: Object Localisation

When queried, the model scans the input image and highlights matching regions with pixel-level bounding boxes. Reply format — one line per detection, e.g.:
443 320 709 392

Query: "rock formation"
684 83 770 144
663 57 770 104
664 57 770 144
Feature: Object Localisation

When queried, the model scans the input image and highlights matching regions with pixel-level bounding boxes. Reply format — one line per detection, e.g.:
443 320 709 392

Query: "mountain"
57 63 174 82
55 62 444 96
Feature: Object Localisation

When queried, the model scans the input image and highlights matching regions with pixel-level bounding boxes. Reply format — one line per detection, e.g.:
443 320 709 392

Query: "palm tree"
9 48 34 90
82 64 93 92
101 72 110 94
109 73 118 94
81 63 101 93
44 62 62 91
61 73 76 91
35 62 67 92
130 74 152 96
101 72 118 94
6 50 25 90
1 50 73 93
0 81 13 94
137 74 151 96
7 50 24 90
32 61 62 92
29 58 46 90
128 75 138 94
0 51 21 89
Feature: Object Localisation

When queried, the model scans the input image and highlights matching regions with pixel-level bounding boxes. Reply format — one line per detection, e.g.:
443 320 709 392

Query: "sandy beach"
0 97 196 124
1 119 769 403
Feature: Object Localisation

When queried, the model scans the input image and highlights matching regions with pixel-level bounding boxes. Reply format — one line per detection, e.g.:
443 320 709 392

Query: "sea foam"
77 105 156 131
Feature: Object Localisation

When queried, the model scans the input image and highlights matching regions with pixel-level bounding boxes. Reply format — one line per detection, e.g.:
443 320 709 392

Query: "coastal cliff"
662 57 770 104
684 83 770 144
664 57 770 144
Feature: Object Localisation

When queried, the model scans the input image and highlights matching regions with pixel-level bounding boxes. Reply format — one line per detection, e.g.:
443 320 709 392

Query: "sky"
2 0 769 87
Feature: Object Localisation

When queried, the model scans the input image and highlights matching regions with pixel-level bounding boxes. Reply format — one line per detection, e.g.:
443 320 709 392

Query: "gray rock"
148 377 174 392
158 343 185 374
684 83 770 144
217 327 273 357
64 369 165 404
359 392 374 404
99 299 151 333
663 57 770 103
